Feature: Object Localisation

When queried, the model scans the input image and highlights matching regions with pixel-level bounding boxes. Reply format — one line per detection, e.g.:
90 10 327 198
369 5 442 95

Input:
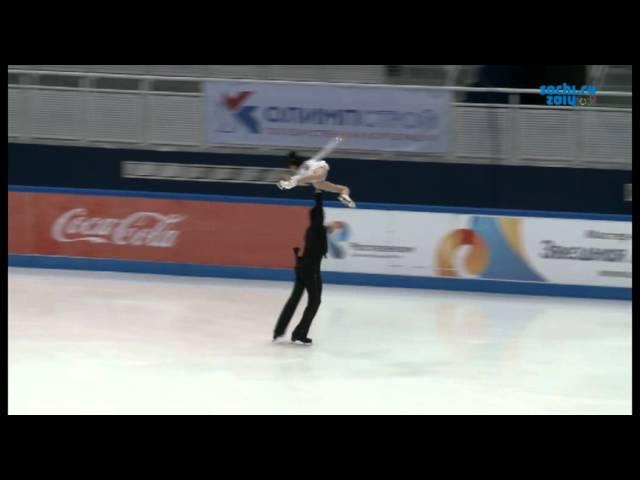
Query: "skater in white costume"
278 136 356 208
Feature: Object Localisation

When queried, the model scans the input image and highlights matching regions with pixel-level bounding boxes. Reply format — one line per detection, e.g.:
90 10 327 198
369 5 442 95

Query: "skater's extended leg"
314 180 349 195
314 181 356 208
273 270 305 339
292 268 322 342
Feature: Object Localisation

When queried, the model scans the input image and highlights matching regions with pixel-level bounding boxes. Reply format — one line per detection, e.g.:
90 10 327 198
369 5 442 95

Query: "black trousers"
274 259 322 339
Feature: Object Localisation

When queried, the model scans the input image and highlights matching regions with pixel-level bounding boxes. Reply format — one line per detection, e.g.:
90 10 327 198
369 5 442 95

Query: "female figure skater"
278 136 356 208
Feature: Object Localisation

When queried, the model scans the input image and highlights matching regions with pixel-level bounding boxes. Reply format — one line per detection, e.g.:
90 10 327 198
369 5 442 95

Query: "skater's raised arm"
310 191 324 229
308 136 343 163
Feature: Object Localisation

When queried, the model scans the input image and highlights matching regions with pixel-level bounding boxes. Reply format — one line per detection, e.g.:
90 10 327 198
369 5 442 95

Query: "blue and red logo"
218 91 260 133
327 221 350 259
436 216 544 282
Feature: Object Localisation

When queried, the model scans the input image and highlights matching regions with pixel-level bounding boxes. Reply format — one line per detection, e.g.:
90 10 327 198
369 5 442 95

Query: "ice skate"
278 179 296 190
291 335 313 346
338 194 356 208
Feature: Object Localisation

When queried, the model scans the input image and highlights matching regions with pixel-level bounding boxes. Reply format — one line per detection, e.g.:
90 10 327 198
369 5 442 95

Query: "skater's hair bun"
288 151 303 167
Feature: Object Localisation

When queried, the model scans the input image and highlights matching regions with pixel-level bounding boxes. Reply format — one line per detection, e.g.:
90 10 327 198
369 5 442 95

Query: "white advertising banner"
205 81 449 153
323 208 632 288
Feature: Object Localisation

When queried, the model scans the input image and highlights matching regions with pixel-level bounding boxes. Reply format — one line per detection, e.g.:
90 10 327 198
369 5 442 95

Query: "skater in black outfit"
273 190 328 345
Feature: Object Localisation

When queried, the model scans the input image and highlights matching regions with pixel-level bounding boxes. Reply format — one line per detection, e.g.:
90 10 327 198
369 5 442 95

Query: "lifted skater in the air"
278 136 356 208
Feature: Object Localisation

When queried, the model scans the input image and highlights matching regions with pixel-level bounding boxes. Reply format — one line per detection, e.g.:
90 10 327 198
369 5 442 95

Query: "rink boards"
8 186 632 300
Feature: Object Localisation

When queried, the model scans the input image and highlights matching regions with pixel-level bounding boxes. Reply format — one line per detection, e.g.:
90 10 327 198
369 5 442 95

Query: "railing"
8 65 388 84
8 69 633 169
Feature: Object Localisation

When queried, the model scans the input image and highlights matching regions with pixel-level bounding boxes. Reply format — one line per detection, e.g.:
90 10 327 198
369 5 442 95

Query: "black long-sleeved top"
300 192 328 267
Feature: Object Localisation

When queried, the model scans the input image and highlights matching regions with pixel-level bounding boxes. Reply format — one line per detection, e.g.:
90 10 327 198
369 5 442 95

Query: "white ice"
8 267 632 415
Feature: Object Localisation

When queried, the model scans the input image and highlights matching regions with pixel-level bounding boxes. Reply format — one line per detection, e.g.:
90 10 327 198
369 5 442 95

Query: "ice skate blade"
337 195 356 208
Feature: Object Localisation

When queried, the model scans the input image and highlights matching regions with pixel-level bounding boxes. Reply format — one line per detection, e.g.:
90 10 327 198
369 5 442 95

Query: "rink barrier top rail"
8 184 632 222
6 68 635 96
8 69 633 170
6 254 631 301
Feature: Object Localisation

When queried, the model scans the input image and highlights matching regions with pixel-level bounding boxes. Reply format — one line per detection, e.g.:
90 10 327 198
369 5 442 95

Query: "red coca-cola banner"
8 192 309 268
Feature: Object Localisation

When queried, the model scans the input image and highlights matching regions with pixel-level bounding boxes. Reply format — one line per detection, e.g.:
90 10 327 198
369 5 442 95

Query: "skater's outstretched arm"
280 137 342 190
289 137 342 185
299 191 328 264
308 136 343 163
310 191 324 229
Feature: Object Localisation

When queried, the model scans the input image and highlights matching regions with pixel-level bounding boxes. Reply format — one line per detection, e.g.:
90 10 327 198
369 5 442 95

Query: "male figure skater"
273 190 328 345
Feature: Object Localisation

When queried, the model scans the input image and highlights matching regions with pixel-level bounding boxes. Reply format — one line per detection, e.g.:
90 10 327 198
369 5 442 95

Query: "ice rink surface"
8 267 632 415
